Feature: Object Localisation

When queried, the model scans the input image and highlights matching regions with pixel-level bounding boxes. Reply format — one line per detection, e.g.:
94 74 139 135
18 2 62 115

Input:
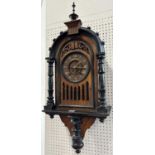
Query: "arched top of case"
49 27 105 59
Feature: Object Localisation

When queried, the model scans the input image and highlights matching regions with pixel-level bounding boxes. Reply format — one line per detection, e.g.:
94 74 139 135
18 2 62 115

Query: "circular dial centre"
62 52 90 83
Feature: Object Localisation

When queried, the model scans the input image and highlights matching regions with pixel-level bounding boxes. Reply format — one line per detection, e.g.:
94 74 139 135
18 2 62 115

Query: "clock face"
62 52 90 83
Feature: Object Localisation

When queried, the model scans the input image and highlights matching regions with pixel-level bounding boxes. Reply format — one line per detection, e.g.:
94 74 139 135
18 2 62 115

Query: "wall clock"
43 2 111 153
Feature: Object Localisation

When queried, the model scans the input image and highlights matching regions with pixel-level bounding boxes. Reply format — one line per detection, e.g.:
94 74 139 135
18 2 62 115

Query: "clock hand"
75 62 83 68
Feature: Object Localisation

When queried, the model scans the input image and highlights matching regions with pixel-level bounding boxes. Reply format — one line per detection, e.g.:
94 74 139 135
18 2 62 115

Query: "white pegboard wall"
45 12 113 155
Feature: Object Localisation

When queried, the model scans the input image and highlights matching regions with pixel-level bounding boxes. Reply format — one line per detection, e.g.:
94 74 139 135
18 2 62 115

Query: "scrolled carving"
61 40 89 58
78 41 89 53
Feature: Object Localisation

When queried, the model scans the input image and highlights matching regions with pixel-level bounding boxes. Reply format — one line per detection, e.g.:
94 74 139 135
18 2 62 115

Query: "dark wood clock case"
43 3 111 153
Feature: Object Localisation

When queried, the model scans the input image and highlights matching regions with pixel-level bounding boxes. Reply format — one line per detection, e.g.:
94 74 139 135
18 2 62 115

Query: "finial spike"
72 2 75 13
69 2 78 21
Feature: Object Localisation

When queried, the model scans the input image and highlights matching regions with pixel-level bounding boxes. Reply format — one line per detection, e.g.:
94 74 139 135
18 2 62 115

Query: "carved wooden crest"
43 3 111 153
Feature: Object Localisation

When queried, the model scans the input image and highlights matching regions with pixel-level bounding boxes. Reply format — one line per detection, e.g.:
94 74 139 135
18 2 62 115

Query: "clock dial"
62 52 90 83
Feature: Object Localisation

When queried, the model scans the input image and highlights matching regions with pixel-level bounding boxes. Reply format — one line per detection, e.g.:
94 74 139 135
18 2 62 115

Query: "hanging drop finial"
69 2 78 21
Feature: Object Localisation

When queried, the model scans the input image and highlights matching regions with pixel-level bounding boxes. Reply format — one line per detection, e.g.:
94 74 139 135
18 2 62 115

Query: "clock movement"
43 2 111 153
